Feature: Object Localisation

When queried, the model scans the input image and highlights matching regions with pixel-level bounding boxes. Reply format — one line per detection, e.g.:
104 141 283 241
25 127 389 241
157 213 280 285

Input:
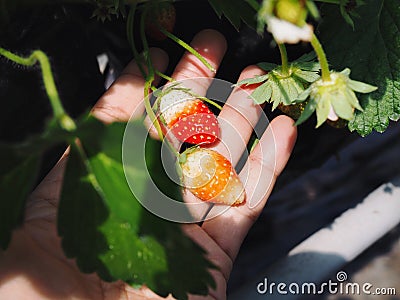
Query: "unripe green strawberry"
275 0 307 26
180 149 245 206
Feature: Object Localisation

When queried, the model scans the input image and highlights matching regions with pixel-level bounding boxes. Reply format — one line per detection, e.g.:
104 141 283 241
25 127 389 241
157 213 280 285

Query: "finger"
172 29 227 93
146 29 227 138
201 116 297 261
183 224 231 300
92 48 169 123
208 65 266 165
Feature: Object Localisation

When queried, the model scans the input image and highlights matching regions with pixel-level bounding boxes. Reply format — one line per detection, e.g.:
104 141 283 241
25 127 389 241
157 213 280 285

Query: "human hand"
0 29 297 300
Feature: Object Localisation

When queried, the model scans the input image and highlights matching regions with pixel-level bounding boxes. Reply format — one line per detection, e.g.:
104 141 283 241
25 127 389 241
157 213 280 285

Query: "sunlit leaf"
0 146 40 249
58 118 215 299
319 0 400 136
208 0 257 30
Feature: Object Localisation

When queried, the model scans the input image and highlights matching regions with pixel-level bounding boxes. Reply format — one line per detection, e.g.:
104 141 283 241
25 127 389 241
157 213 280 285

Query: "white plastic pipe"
230 177 400 299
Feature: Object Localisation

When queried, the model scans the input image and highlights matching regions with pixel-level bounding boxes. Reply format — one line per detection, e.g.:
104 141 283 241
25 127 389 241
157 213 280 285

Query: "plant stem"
155 70 175 82
139 8 164 142
278 43 289 76
143 82 164 138
197 96 222 111
310 33 331 82
0 48 76 131
159 27 216 73
127 4 147 78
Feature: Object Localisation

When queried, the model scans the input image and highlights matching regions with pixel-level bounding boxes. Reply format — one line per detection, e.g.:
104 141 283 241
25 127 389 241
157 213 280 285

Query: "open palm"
0 30 296 300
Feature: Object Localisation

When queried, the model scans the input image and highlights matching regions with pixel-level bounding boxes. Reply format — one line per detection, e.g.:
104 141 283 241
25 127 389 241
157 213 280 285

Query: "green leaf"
251 81 272 104
237 74 269 86
292 52 320 72
316 95 332 128
348 79 378 94
58 118 215 299
280 78 298 105
297 86 312 102
295 98 317 126
340 1 355 29
0 145 40 249
345 89 363 111
270 78 283 110
319 0 400 136
0 118 75 249
306 0 320 20
207 0 256 30
293 69 320 83
330 92 354 121
257 62 278 72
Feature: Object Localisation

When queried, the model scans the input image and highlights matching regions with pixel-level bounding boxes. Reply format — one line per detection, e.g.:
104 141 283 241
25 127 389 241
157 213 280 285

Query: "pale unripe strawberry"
180 148 245 206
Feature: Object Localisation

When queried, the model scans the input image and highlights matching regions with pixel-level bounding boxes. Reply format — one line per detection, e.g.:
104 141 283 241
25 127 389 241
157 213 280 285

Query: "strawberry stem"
197 96 222 111
139 7 165 142
155 70 175 82
127 4 147 78
250 138 259 152
310 33 331 82
159 26 216 73
139 7 180 159
0 48 76 131
278 43 289 76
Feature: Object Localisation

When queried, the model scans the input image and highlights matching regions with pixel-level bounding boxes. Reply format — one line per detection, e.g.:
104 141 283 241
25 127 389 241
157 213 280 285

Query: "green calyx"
296 68 377 128
238 53 320 109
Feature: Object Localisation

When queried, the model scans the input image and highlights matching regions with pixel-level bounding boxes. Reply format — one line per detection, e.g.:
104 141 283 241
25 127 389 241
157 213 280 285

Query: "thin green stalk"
0 48 76 131
139 7 164 142
197 96 222 111
155 70 175 82
277 43 289 76
310 33 331 82
127 4 147 78
250 138 259 152
159 27 216 73
143 81 164 139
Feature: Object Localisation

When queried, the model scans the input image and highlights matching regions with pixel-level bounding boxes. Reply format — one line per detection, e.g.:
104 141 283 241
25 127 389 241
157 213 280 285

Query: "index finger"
92 48 169 123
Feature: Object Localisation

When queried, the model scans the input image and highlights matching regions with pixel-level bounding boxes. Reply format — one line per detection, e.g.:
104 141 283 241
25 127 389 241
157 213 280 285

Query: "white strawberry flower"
267 16 313 44
295 69 378 128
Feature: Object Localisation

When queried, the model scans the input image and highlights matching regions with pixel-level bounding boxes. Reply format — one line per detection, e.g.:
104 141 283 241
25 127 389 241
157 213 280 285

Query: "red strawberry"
180 148 246 206
145 2 176 41
159 89 220 145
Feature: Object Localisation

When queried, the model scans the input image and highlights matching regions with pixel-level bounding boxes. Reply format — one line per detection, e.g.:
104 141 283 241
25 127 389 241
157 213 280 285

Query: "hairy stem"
0 48 76 131
310 33 331 81
139 8 164 141
159 27 216 73
127 4 147 78
155 70 175 82
278 43 289 76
